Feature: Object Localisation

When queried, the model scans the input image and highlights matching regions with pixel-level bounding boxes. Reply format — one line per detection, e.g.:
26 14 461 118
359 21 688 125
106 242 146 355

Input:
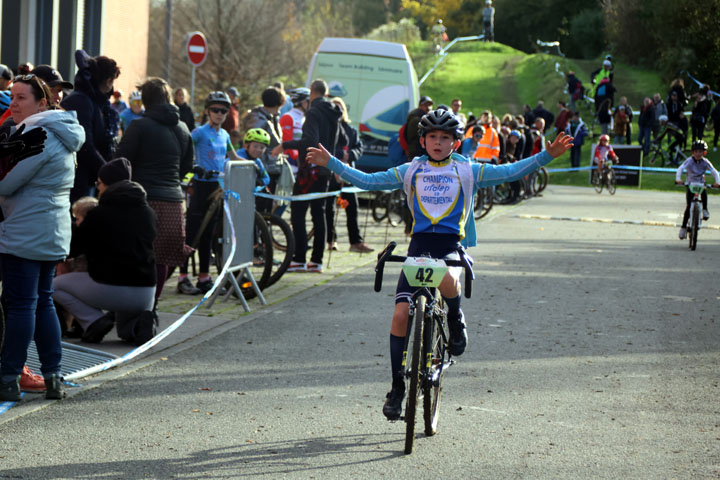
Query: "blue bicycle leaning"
374 241 474 454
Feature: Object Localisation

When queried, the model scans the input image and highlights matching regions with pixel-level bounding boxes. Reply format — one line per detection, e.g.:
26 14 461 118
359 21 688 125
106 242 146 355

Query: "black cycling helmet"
205 91 231 109
418 109 464 139
692 139 708 151
288 87 310 105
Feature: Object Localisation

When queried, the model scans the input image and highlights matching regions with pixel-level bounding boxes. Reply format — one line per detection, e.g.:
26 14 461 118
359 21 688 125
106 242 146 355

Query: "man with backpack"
403 96 433 160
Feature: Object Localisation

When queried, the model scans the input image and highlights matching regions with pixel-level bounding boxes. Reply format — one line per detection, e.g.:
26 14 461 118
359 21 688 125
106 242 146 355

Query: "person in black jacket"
53 158 158 344
324 97 372 254
115 77 194 303
60 50 120 203
174 87 195 133
404 96 434 160
532 101 554 128
272 79 345 273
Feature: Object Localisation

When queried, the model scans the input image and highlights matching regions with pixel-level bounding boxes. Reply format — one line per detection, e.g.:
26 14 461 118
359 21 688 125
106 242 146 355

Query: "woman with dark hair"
174 87 195 133
61 50 121 202
115 77 194 304
0 74 84 401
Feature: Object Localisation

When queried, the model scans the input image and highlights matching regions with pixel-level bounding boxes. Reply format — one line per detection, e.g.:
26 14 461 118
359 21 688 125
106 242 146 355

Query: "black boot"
0 375 21 402
382 379 405 420
44 374 66 400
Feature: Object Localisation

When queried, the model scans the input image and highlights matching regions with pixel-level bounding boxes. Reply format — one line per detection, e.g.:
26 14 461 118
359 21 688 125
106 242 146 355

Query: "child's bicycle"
374 241 474 454
680 182 713 251
591 159 617 195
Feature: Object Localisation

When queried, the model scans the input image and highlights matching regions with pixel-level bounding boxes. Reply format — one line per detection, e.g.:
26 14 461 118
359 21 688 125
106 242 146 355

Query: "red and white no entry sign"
186 31 208 66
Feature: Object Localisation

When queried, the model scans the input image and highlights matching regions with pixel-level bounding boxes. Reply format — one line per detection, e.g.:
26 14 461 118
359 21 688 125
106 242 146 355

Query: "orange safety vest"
473 126 500 161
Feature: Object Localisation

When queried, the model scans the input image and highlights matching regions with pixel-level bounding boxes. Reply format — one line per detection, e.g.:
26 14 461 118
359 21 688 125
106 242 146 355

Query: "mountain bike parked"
374 241 474 454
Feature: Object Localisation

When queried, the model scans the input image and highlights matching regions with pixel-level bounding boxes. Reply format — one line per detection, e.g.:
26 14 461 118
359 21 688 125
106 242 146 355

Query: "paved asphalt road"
0 186 718 479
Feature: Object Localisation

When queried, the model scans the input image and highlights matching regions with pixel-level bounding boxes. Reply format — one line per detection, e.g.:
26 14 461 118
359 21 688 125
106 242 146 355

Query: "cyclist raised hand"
307 109 573 420
675 140 720 240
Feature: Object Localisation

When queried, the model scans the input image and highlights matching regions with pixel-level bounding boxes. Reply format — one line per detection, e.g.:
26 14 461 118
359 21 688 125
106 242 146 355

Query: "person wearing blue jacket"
305 109 573 420
565 111 588 169
0 75 85 402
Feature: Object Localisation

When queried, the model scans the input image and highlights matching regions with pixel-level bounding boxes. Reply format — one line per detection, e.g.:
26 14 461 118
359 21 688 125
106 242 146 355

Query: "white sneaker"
287 261 306 272
679 227 687 240
703 209 709 220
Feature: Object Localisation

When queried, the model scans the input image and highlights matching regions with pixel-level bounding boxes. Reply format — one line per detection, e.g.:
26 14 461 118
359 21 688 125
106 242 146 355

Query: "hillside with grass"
406 41 717 192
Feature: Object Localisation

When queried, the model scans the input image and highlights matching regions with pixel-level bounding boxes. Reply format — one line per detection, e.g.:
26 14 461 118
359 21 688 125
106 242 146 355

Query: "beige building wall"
101 0 149 97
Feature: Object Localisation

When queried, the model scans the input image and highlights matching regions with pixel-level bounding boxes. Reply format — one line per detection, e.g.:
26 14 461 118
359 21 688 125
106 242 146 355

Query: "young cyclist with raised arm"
675 139 720 240
306 109 573 420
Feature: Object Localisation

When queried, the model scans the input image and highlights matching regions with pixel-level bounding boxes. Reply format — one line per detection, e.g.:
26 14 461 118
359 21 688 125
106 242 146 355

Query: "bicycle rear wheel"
387 190 405 227
264 213 294 287
423 298 447 436
371 192 389 222
607 169 617 195
404 295 425 455
477 187 494 219
534 167 548 194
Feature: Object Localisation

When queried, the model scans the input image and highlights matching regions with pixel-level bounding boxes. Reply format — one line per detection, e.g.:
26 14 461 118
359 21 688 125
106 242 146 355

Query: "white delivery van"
306 37 419 171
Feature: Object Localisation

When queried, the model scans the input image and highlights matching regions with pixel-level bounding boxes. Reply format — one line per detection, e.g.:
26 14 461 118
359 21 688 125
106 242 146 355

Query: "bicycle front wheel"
423 298 447 436
592 170 603 193
264 213 294 287
690 203 700 251
405 295 425 455
478 187 494 219
241 211 274 299
607 168 617 195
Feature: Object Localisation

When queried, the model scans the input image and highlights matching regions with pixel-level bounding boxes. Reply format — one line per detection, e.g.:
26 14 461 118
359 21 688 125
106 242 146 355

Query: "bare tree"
147 0 349 113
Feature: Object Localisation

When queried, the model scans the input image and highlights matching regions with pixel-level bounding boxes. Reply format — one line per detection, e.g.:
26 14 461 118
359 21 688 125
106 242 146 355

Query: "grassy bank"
407 40 718 192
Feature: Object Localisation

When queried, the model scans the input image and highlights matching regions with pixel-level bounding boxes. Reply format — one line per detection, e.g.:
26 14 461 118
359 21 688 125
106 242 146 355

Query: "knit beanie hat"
98 157 132 185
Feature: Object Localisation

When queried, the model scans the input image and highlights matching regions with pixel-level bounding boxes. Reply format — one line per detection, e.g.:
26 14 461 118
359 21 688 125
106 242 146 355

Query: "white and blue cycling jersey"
325 150 554 247
191 123 235 182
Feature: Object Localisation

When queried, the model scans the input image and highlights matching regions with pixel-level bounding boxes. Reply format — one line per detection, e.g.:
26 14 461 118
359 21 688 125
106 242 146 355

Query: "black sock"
445 295 461 322
390 334 405 388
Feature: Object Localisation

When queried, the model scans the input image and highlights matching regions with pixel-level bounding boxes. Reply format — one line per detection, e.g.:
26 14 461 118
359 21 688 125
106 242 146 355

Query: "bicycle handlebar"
374 241 475 299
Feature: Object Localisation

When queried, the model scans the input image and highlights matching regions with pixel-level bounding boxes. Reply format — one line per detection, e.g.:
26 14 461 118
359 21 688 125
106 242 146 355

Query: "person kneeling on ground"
53 158 158 345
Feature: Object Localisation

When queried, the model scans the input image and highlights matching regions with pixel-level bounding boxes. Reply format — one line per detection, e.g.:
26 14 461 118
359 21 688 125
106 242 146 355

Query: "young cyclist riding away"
237 128 271 191
594 134 617 176
305 109 573 420
675 140 720 240
177 91 242 295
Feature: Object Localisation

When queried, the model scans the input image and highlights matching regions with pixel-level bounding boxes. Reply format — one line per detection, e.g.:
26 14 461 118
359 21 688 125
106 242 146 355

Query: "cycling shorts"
395 233 461 304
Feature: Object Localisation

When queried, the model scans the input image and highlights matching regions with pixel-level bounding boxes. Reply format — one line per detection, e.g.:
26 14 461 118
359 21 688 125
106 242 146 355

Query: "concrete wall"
101 0 149 97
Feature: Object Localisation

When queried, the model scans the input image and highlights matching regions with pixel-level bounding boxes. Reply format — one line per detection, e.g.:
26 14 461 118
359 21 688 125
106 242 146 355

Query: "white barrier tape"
65 194 241 381
513 214 720 230
254 185 365 202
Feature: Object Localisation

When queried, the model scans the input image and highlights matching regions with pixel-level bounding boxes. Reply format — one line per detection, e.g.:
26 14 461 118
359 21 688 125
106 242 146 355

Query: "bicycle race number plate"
402 257 448 287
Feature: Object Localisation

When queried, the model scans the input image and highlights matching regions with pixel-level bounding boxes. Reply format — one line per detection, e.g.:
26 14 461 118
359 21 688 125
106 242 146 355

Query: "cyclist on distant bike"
177 91 243 295
593 134 617 176
654 115 686 165
304 109 574 420
675 140 720 240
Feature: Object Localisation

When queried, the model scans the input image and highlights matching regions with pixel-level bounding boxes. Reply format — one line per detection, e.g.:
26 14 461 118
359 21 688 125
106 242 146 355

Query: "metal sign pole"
190 65 195 109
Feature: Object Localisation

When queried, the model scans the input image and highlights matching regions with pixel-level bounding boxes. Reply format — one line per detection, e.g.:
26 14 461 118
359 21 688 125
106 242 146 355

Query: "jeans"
638 126 652 155
570 145 583 168
0 254 62 382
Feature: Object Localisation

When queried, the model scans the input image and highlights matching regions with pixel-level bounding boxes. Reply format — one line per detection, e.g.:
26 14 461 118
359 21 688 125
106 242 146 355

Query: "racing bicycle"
681 183 713 251
374 241 474 454
591 159 617 195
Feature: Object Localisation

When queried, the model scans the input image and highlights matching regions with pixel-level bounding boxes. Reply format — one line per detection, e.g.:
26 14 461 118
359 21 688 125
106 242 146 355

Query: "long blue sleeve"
326 156 407 191
472 150 553 187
